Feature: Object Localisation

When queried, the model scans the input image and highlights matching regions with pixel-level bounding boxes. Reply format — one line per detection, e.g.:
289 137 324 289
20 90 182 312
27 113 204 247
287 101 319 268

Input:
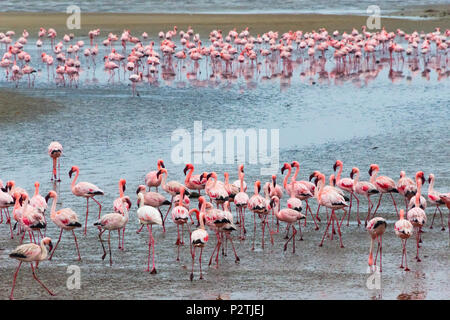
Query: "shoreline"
0 10 448 37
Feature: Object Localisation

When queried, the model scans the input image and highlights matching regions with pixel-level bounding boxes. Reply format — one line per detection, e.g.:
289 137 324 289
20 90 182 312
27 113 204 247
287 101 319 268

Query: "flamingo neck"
415 180 422 207
122 201 129 220
71 169 79 189
119 183 124 198
138 193 144 208
179 189 185 206
283 167 291 191
185 168 193 185
34 184 39 197
291 165 299 183
239 172 244 193
50 194 58 218
336 164 343 183
370 169 378 184
354 170 360 185
428 176 434 194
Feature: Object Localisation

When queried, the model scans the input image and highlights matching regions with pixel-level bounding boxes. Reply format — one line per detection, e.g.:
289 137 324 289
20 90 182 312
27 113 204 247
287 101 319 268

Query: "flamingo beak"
1 187 6 192
281 166 286 174
160 161 165 168
183 166 188 175
333 162 338 171
48 241 53 253
122 183 126 192
206 173 212 180
350 171 354 179
368 167 373 176
45 193 51 203
309 173 315 181
68 169 73 178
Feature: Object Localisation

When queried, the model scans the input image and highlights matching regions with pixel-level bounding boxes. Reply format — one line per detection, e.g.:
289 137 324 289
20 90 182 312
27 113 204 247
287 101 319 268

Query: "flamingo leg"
157 208 166 233
190 246 196 281
98 229 107 261
226 233 240 263
199 247 204 279
415 228 421 262
136 224 144 234
354 193 361 225
315 204 322 222
389 192 399 217
48 228 63 260
30 263 55 296
150 225 157 274
9 261 22 300
84 198 89 235
437 206 445 231
251 213 256 251
107 231 112 266
72 230 81 260
372 193 383 217
430 206 438 229
404 239 410 271
92 197 102 219
284 225 295 252
319 211 333 247
334 211 344 248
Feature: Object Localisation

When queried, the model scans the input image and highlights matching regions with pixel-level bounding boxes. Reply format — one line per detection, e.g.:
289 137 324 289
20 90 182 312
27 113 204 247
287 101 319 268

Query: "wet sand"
0 6 449 38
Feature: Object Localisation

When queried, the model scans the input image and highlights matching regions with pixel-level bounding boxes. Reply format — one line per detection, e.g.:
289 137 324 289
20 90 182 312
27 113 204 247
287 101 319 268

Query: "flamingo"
270 196 305 253
369 164 399 218
93 197 130 266
350 167 379 226
397 171 416 211
438 194 450 243
9 237 55 300
171 186 192 261
427 173 445 230
311 172 347 248
334 160 359 226
136 192 162 273
136 185 169 232
205 172 229 208
290 161 318 229
18 193 46 244
407 171 427 262
45 191 82 261
248 180 273 250
0 185 14 238
48 141 63 181
189 204 209 281
183 163 207 195
112 179 132 249
232 164 247 192
394 209 414 271
145 159 165 191
366 217 387 272
30 182 47 215
157 167 187 226
234 165 249 239
69 165 104 235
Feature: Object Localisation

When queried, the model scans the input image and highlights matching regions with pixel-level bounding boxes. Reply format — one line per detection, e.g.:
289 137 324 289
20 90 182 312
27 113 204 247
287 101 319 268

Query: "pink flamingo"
350 167 379 225
312 172 347 248
30 182 47 215
47 141 63 181
145 159 165 191
290 161 318 229
438 194 450 243
394 209 413 271
171 186 191 261
270 196 305 253
136 192 162 273
93 197 130 266
234 165 249 239
189 203 209 281
369 164 399 218
183 163 207 195
112 179 132 249
232 164 247 192
427 173 445 230
397 171 416 211
45 191 82 261
0 185 14 238
334 160 359 226
136 185 170 232
157 167 187 226
69 166 104 235
366 217 387 272
407 171 427 262
9 237 55 300
18 193 46 244
248 180 273 250
205 172 229 208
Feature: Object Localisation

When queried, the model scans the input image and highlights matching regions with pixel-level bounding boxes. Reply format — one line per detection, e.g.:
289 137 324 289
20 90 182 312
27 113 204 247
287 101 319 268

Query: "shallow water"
0 34 449 300
0 0 448 15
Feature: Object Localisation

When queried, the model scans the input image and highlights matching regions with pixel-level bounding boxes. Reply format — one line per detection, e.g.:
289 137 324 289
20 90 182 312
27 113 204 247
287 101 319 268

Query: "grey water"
0 0 448 15
0 32 449 299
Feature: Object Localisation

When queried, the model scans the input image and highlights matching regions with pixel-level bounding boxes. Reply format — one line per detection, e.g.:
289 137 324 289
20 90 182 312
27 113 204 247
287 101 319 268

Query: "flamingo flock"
1 141 449 300
0 26 448 93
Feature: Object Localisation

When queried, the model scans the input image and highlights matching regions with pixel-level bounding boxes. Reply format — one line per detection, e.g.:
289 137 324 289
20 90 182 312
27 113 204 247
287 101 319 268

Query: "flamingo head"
206 172 217 181
136 185 146 195
238 164 244 173
399 170 406 178
183 163 193 175
428 173 434 184
350 167 359 179
368 164 379 176
309 171 320 181
6 180 15 191
156 168 168 179
119 179 126 192
12 191 21 205
224 172 229 180
42 237 53 252
34 181 40 188
416 171 426 185
157 159 165 169
68 166 79 178
255 180 261 193
272 175 277 186
45 190 57 203
198 196 206 210
281 162 291 175
333 160 343 172
291 161 300 168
